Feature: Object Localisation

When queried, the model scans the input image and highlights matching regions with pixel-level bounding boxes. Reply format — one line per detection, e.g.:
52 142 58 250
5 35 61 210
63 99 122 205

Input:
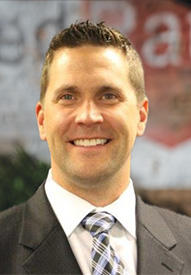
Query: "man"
0 21 191 275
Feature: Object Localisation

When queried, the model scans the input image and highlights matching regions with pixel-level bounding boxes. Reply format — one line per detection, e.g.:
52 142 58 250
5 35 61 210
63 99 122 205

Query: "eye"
57 93 76 105
102 93 116 100
101 93 119 104
61 94 74 100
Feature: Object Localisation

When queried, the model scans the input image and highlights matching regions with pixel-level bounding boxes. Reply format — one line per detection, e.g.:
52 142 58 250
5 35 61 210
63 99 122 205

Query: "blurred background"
0 0 191 213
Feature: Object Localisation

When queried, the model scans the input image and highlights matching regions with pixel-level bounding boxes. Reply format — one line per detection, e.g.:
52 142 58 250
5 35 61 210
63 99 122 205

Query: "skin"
36 45 148 206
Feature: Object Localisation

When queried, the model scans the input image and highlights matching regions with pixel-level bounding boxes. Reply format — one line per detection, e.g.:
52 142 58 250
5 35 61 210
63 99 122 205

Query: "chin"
69 168 114 187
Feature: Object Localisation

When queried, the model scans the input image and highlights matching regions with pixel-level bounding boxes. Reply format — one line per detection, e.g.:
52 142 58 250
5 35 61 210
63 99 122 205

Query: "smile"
71 138 111 147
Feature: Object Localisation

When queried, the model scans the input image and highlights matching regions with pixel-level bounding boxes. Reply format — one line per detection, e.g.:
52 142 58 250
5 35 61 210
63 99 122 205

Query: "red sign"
82 0 191 147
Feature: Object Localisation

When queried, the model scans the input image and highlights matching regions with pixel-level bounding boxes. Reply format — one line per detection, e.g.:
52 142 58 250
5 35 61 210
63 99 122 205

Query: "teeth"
73 138 108 147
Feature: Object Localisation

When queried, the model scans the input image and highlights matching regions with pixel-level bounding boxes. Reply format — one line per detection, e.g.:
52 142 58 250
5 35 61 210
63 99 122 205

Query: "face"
36 45 148 188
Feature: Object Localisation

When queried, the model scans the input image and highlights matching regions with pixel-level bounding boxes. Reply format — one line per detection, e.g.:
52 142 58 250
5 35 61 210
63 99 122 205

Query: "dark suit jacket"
0 184 191 275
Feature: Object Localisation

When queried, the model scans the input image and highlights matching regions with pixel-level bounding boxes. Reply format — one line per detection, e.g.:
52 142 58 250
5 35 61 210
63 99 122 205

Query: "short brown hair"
40 21 146 101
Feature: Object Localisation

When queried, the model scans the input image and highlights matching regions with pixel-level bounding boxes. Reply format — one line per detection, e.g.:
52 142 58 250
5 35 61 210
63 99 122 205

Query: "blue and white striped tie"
82 211 125 275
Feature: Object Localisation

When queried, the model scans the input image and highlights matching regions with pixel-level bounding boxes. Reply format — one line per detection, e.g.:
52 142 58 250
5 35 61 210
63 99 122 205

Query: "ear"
36 101 47 141
137 98 149 136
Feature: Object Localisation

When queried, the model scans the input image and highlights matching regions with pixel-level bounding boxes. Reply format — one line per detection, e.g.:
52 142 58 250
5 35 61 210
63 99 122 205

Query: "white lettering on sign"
142 12 181 68
0 17 24 63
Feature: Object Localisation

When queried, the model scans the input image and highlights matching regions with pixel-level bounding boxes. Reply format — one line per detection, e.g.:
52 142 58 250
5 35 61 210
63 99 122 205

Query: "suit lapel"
136 196 184 275
19 184 82 274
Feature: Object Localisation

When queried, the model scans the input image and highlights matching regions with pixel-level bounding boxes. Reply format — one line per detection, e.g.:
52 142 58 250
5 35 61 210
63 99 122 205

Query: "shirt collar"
45 169 136 239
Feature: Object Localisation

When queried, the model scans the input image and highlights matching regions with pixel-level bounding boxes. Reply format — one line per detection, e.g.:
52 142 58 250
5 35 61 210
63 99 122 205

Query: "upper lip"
69 137 111 140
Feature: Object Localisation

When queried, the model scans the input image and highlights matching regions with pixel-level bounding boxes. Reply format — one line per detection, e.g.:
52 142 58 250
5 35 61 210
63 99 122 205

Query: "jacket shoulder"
0 203 24 221
137 195 191 244
156 204 191 238
0 203 25 241
139 197 191 249
0 203 26 271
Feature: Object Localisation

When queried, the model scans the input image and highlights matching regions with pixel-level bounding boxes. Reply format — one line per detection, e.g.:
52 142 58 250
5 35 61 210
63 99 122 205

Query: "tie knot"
82 211 116 237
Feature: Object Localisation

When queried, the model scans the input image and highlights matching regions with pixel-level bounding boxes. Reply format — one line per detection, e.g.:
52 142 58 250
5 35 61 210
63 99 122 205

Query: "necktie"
82 211 125 275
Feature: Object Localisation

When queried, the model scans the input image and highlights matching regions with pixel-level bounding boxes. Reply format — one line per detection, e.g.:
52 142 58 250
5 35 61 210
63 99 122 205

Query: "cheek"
105 113 128 137
107 107 139 137
45 110 72 139
43 110 59 140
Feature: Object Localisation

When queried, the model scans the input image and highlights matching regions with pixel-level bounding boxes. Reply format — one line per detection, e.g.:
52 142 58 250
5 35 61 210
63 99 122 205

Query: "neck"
51 164 131 207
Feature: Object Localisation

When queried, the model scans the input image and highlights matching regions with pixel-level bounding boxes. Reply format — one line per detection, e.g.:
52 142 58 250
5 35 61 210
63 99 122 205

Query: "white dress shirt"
45 170 137 275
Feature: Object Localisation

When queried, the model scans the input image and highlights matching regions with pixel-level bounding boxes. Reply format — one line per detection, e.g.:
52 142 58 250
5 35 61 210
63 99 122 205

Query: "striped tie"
82 211 125 275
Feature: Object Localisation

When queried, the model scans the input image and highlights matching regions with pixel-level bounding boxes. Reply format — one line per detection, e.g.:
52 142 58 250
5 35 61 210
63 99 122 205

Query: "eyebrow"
54 85 79 95
53 85 80 100
53 84 124 98
96 85 123 95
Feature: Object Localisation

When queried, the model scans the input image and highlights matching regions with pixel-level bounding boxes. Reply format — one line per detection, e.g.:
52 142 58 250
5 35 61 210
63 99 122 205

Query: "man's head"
36 21 148 204
40 21 146 103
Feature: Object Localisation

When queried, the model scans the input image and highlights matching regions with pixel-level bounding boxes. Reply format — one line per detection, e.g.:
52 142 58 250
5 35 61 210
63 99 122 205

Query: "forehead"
49 45 129 74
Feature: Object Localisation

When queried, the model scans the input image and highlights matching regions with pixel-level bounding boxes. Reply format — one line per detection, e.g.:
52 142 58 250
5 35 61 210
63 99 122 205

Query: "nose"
75 101 104 126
